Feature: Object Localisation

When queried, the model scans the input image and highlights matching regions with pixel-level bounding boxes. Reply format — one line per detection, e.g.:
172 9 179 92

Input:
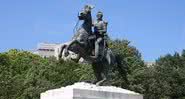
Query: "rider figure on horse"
63 6 109 62
91 11 108 60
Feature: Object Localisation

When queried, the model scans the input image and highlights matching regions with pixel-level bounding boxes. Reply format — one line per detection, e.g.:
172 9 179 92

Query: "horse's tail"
105 48 116 65
114 53 129 86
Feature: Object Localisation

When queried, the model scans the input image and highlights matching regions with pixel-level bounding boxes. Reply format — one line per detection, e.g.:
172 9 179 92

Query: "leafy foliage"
0 49 93 99
109 39 146 92
0 40 147 99
1 42 185 99
143 50 185 99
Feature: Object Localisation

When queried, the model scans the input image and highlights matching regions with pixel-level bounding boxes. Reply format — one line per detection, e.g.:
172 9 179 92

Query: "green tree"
0 39 152 99
144 51 185 99
0 49 94 99
109 39 146 93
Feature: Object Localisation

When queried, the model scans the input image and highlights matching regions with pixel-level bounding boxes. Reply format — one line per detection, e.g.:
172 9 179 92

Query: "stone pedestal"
40 82 143 99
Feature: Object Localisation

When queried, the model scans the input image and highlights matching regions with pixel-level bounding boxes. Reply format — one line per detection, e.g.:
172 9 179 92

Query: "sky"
0 0 185 62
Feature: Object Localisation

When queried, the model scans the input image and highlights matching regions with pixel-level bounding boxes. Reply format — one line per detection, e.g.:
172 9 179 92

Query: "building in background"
145 62 155 67
33 43 62 58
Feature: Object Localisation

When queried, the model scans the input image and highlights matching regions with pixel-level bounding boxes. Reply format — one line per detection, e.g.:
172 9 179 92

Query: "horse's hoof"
95 82 102 86
95 79 106 86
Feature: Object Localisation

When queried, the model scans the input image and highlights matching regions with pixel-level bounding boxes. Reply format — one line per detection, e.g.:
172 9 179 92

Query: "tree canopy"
0 40 185 99
143 50 185 99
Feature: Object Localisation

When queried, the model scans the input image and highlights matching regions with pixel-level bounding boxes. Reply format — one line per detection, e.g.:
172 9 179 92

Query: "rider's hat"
97 11 103 17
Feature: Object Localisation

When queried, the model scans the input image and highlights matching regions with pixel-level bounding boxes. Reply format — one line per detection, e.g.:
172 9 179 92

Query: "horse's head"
78 5 94 20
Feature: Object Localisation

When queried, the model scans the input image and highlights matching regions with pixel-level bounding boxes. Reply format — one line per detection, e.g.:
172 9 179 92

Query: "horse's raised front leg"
58 44 67 60
64 39 78 56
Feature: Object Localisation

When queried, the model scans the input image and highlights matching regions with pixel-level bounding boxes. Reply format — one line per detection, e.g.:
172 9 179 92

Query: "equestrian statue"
58 5 117 86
